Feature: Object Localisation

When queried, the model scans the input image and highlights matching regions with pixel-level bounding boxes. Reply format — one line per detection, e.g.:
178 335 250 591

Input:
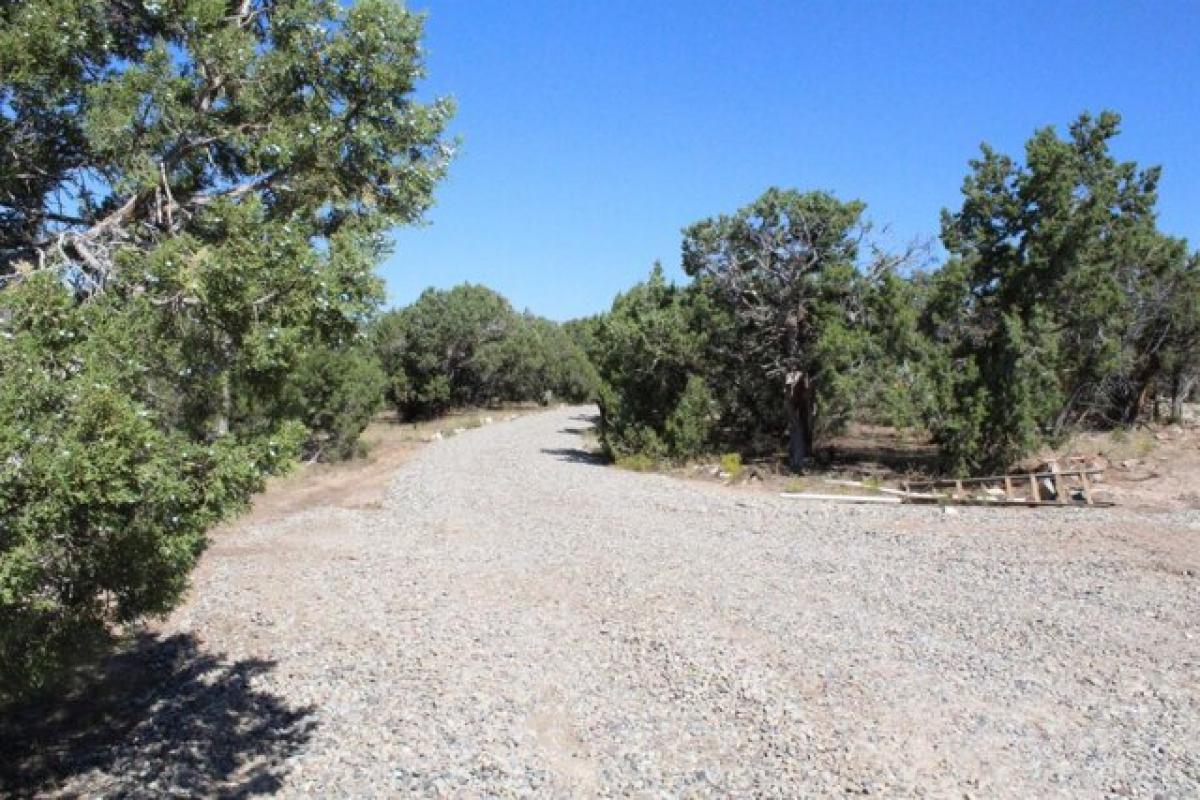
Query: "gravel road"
15 406 1200 798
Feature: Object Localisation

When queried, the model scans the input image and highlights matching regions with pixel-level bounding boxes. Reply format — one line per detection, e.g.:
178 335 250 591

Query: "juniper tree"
375 284 598 419
935 111 1197 470
588 265 718 459
682 189 914 469
1 0 451 699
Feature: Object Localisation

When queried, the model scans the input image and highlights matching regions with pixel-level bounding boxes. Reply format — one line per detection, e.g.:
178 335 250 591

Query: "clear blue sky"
383 0 1200 321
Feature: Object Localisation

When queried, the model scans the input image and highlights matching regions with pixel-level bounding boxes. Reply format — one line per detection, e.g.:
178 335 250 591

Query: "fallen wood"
780 492 901 504
905 467 1108 507
904 468 1103 490
804 471 1114 508
877 487 946 500
823 479 946 501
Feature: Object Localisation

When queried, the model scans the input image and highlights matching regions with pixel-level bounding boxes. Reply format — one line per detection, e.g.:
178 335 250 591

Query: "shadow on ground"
544 412 607 465
541 446 609 466
822 440 940 475
0 632 315 799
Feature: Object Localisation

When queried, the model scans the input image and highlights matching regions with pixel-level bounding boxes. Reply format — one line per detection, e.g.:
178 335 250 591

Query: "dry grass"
781 476 885 496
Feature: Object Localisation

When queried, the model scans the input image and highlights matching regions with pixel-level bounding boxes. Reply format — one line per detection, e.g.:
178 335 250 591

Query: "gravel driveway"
10 406 1200 798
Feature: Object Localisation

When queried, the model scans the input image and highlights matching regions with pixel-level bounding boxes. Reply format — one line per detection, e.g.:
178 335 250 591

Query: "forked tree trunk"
786 371 814 470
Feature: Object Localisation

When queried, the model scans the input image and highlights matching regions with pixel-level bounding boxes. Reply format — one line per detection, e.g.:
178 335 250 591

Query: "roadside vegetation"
581 113 1200 478
0 0 450 702
372 284 599 420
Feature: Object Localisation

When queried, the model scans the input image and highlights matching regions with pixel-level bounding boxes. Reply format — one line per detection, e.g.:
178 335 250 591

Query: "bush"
592 267 713 461
279 345 386 461
375 285 598 418
665 376 716 458
719 452 744 480
0 0 450 702
0 281 302 701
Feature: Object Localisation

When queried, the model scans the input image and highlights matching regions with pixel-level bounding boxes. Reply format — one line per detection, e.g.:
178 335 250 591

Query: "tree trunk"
1124 379 1153 425
1172 374 1196 422
1052 385 1083 437
214 369 231 438
786 371 814 470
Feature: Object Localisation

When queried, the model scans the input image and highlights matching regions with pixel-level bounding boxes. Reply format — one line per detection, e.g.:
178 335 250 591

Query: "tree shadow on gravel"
0 632 316 799
541 447 609 466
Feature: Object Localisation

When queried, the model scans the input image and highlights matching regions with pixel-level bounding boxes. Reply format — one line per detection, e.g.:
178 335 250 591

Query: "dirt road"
7 406 1200 797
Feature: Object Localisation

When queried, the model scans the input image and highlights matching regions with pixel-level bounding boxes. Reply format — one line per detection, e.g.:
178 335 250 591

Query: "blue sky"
384 0 1200 321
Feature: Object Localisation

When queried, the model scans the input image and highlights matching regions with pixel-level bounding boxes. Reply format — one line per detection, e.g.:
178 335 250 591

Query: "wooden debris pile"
902 466 1106 506
780 465 1111 507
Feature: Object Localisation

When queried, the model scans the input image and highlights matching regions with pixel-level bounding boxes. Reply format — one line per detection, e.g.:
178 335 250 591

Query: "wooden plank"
823 479 946 501
779 493 901 505
905 468 1103 491
877 487 946 500
1053 472 1067 505
1004 475 1014 499
1080 471 1094 505
1029 474 1041 503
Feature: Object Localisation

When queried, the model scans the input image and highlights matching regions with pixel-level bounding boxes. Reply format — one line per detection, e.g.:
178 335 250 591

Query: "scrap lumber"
809 470 1112 508
823 479 945 501
779 492 901 505
904 468 1108 507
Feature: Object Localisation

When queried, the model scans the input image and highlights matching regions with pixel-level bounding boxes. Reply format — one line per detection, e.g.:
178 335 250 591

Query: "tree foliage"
0 275 302 696
931 111 1197 471
588 265 717 459
587 114 1198 475
374 284 598 419
1 0 450 700
590 193 918 467
683 188 921 467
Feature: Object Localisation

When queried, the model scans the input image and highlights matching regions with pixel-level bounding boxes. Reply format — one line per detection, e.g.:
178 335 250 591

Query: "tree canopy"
374 284 599 419
930 111 1198 470
1 0 451 700
681 188 916 467
587 112 1198 475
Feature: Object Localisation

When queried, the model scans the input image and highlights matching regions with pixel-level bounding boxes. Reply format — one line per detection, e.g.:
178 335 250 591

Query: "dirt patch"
237 406 544 526
655 421 1200 512
1041 425 1200 511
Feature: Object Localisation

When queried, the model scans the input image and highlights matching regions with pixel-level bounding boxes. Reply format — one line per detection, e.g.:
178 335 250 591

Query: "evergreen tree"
1 0 451 699
589 265 716 459
374 284 598 419
934 111 1196 470
682 188 914 468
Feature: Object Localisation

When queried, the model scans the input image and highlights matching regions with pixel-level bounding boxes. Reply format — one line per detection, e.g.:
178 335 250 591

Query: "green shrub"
0 0 451 703
0 283 302 701
374 286 598 419
278 345 386 461
665 376 716 458
719 452 744 480
615 453 657 472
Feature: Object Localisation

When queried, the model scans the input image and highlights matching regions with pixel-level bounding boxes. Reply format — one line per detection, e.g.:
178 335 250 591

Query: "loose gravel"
17 406 1200 797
